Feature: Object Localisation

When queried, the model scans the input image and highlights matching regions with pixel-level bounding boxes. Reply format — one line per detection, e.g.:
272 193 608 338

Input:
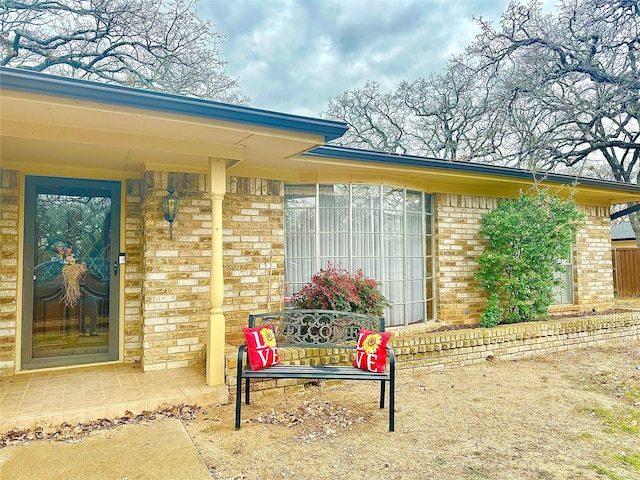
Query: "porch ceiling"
0 89 326 177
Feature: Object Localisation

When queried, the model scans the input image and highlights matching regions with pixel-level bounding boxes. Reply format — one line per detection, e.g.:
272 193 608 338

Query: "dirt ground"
187 298 640 480
187 339 640 480
3 299 640 480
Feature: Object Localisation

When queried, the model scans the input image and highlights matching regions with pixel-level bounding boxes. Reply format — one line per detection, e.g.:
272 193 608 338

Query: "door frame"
21 175 122 370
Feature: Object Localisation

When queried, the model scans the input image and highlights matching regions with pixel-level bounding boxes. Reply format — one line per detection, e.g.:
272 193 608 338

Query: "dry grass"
614 297 640 309
186 336 640 479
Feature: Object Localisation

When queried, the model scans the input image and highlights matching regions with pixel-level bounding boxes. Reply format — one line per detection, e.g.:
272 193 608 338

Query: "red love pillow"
242 325 280 371
352 328 391 373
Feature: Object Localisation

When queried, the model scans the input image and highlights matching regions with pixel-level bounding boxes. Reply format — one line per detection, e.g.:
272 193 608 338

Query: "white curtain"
552 256 574 304
285 184 434 327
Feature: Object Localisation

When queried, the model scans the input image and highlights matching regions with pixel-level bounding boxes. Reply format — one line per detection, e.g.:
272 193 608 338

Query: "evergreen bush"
475 186 585 325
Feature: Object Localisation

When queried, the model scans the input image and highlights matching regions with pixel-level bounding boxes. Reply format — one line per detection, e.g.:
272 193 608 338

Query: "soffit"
0 90 324 176
227 154 640 206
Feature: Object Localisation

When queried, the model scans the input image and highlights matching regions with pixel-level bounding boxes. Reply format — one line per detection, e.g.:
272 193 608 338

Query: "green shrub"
475 186 584 325
479 293 503 328
291 264 389 316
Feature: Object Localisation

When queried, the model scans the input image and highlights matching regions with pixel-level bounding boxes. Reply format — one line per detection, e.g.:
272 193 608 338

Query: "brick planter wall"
389 310 639 374
225 310 640 398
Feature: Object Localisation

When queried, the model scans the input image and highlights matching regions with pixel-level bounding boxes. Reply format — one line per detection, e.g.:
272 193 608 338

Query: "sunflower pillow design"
242 325 280 371
353 328 392 373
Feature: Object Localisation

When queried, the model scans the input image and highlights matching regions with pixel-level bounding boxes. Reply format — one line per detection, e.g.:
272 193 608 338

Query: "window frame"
284 183 435 327
552 250 575 305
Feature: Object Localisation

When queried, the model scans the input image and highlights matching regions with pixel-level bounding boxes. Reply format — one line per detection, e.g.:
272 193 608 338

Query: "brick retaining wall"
389 310 639 374
225 310 640 396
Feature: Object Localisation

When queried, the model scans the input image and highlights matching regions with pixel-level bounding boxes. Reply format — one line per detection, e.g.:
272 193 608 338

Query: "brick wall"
0 171 284 375
123 179 143 363
435 194 616 324
0 170 19 376
435 194 498 324
574 205 614 307
223 176 285 346
0 173 620 377
140 171 211 371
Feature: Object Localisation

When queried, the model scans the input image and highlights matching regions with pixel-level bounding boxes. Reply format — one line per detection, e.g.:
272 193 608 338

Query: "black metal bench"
235 309 395 432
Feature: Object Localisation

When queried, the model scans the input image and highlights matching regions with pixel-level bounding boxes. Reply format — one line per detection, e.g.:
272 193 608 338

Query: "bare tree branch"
0 0 248 103
323 0 640 241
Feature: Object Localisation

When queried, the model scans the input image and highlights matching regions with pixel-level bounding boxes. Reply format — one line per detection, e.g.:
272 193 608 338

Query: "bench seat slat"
241 364 390 381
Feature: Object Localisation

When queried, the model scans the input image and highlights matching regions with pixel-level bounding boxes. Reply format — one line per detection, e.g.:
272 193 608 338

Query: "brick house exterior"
435 196 615 322
2 67 640 385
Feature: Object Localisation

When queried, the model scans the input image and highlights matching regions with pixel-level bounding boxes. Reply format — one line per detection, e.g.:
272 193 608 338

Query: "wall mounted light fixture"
162 185 180 239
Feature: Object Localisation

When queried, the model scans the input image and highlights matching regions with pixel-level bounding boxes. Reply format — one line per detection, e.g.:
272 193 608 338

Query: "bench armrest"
237 343 247 369
386 344 395 371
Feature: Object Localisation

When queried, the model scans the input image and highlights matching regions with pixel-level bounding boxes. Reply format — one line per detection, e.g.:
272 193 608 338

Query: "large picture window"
284 184 434 327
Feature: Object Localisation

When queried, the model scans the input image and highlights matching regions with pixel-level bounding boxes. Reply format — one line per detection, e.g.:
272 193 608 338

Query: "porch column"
207 158 226 385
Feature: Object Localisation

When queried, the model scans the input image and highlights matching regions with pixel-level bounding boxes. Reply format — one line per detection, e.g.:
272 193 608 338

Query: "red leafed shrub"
291 264 389 316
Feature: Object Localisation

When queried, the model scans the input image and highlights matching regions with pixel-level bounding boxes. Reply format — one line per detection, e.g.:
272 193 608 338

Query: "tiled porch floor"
0 363 229 433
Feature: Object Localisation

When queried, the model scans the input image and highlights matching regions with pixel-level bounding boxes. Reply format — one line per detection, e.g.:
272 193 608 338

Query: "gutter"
0 67 348 142
305 146 640 195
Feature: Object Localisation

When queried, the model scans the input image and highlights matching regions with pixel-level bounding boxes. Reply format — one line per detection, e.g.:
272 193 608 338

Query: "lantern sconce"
162 185 180 240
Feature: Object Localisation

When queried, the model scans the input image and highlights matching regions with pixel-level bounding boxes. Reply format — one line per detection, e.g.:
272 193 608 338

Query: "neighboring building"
2 67 640 385
611 221 640 297
612 221 639 249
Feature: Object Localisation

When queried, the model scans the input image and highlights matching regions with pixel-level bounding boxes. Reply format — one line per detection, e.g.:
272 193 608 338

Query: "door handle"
113 261 118 277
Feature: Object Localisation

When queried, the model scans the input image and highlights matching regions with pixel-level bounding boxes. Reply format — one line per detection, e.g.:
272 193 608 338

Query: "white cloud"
198 0 517 116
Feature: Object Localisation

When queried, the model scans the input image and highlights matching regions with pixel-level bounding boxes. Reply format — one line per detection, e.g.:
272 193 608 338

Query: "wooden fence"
613 248 640 297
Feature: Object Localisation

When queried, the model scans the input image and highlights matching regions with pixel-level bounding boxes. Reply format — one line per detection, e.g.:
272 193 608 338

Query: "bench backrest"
249 309 384 346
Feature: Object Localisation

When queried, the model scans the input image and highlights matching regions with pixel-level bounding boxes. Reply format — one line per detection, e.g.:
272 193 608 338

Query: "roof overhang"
0 68 348 177
275 146 640 207
2 68 638 209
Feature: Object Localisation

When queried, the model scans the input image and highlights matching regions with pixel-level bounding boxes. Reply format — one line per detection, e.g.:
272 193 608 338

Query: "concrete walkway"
0 419 212 480
0 363 229 433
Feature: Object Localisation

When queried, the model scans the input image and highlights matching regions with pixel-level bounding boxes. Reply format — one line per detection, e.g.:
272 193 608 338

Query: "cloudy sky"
198 0 558 117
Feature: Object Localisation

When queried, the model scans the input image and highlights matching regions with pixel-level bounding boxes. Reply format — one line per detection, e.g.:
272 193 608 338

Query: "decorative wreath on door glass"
52 246 87 308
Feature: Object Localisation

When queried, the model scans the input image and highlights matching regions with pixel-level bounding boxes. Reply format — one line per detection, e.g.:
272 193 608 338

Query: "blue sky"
198 0 559 116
